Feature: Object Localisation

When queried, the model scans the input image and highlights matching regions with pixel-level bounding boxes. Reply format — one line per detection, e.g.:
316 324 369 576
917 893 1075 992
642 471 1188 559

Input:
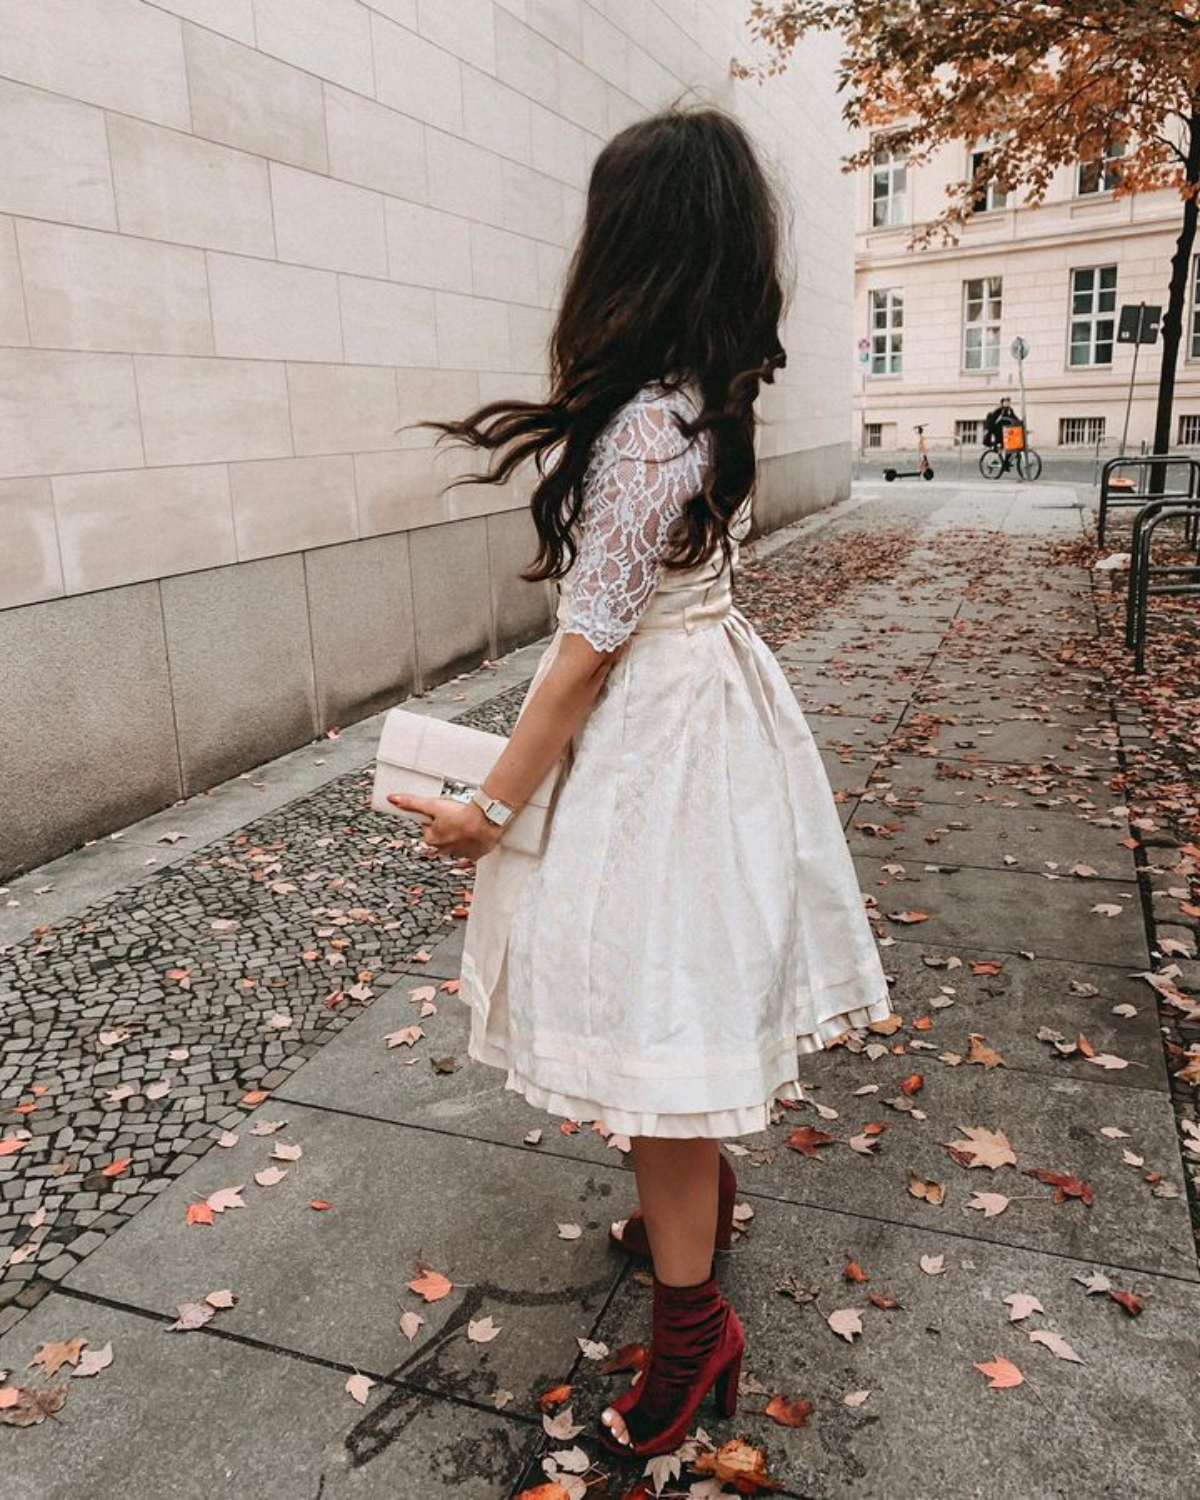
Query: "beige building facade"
0 0 854 876
854 138 1200 456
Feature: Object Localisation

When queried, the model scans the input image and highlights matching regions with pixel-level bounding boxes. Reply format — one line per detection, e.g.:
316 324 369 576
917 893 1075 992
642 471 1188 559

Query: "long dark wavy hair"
425 105 789 582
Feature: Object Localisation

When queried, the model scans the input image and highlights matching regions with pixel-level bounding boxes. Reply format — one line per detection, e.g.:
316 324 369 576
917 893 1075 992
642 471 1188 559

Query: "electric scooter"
883 424 935 482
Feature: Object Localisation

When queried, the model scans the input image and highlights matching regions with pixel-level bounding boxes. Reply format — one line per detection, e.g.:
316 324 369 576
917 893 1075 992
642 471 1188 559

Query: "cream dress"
458 381 891 1137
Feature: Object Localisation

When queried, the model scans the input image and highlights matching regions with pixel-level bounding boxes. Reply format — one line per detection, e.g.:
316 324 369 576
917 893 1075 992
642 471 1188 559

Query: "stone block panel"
183 23 329 173
160 553 318 792
0 349 142 479
107 114 274 257
0 477 64 609
305 532 418 728
409 515 494 686
0 584 181 876
53 464 237 593
16 219 213 356
486 504 555 654
0 0 190 129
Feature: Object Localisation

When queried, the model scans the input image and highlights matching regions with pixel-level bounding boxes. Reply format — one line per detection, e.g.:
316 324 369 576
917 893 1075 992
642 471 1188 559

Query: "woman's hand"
387 792 504 862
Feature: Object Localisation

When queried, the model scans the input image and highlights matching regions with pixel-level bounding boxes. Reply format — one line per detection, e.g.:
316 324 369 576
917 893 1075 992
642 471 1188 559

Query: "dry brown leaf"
1003 1292 1043 1323
908 1173 946 1207
965 1034 1005 1069
0 1384 67 1427
827 1307 863 1343
975 1355 1024 1389
345 1373 374 1405
690 1437 783 1492
765 1392 814 1427
408 1269 453 1303
28 1338 86 1377
944 1125 1016 1170
966 1191 1010 1218
1028 1329 1083 1363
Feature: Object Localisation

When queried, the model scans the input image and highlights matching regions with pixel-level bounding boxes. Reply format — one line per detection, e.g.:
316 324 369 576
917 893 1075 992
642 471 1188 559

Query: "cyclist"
983 397 1017 451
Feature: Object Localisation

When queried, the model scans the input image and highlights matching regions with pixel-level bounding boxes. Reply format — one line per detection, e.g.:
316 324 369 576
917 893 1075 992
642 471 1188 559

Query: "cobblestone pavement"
2 481 1198 1500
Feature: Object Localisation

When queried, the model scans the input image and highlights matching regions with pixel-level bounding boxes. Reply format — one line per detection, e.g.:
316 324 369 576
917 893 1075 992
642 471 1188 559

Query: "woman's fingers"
387 792 435 819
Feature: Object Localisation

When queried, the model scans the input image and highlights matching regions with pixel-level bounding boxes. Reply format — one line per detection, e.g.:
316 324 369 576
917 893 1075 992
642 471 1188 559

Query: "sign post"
1011 336 1029 463
1116 302 1162 457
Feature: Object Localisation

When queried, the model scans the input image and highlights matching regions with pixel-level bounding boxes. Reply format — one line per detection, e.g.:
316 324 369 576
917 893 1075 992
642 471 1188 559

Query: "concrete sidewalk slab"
569 1193 1200 1500
734 1057 1194 1277
846 798 1136 880
865 752 1112 810
64 1103 624 1422
856 856 1150 968
873 942 1167 1091
0 1294 537 1498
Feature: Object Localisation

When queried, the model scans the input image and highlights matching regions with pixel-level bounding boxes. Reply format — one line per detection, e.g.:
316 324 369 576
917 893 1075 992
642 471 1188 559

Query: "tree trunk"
1151 112 1200 491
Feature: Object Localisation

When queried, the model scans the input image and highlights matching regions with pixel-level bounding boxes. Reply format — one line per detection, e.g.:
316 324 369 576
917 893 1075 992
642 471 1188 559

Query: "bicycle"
979 427 1042 481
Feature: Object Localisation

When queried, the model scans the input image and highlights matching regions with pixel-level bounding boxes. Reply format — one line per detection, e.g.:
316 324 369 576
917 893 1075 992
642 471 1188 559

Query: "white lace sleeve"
560 390 709 653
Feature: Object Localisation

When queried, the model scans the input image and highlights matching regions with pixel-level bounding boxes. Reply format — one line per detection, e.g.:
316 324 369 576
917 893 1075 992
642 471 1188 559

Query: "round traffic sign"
1011 336 1029 361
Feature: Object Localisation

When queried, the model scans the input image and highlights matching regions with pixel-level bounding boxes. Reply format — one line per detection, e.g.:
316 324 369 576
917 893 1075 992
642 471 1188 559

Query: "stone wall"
0 0 853 876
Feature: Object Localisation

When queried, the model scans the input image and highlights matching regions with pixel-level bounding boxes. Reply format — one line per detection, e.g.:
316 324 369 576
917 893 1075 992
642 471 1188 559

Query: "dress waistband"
555 577 734 637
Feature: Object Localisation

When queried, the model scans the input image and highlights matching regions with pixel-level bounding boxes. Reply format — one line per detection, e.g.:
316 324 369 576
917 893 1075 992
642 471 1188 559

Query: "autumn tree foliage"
735 2 1200 458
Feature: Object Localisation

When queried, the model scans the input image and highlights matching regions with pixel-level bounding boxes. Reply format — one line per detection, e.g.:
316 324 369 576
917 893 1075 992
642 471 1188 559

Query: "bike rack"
1125 497 1200 648
1097 454 1200 544
1125 501 1200 672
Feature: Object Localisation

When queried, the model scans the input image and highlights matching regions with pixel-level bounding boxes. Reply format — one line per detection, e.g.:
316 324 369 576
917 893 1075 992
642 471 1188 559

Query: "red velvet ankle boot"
610 1152 737 1260
597 1265 744 1458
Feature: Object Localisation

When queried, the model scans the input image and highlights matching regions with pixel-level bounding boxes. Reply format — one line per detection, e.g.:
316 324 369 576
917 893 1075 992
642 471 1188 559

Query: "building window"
863 422 883 450
955 418 982 446
869 289 903 374
871 139 907 227
1190 255 1200 359
963 277 1003 370
969 143 1007 213
1179 414 1200 445
1060 416 1106 446
1068 266 1117 366
1077 141 1125 196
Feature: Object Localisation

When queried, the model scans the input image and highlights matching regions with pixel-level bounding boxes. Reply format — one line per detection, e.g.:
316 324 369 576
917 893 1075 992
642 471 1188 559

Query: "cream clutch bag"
371 708 561 857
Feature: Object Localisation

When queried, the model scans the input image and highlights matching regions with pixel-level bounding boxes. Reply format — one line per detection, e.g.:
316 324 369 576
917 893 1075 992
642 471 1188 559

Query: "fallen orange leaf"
101 1158 132 1178
975 1355 1024 1389
186 1203 214 1226
407 1270 453 1303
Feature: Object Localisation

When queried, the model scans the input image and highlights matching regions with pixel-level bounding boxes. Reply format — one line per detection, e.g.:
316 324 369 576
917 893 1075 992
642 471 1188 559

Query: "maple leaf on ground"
542 1404 584 1440
0 1384 67 1427
965 1034 1005 1069
514 1487 572 1500
169 1303 215 1332
408 1269 453 1303
966 1191 1010 1218
899 1072 924 1095
844 1389 871 1408
185 1202 214 1227
28 1338 86 1376
1028 1329 1083 1363
345 1373 374 1405
690 1438 783 1492
785 1125 837 1158
944 1125 1016 1170
537 1383 572 1412
887 911 931 925
975 1355 1024 1389
1024 1168 1093 1206
467 1316 501 1344
1108 1288 1144 1317
602 1343 648 1375
920 1254 946 1276
827 1307 863 1342
765 1392 814 1427
73 1342 114 1378
1003 1293 1043 1323
844 1259 870 1283
868 1291 902 1310
908 1173 946 1206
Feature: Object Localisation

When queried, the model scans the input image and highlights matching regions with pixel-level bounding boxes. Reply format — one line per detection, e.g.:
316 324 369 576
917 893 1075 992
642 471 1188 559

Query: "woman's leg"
631 1136 720 1284
602 1137 720 1446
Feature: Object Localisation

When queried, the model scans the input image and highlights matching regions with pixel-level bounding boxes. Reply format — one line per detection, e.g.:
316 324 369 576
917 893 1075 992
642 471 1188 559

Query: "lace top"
559 382 713 653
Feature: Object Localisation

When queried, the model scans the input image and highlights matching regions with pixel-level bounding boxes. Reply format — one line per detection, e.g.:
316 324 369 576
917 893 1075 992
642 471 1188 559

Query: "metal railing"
1125 499 1200 671
1097 454 1200 544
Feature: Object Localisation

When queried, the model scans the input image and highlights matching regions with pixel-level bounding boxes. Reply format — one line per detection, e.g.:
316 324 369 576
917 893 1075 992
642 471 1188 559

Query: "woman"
389 107 891 1459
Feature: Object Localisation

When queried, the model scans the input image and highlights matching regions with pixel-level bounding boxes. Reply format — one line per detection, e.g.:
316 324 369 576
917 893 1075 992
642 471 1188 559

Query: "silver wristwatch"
470 787 516 830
